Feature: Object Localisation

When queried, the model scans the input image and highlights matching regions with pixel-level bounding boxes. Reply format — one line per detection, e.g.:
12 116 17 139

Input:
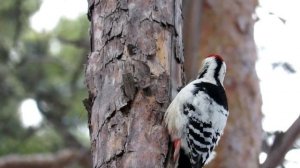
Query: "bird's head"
197 54 227 85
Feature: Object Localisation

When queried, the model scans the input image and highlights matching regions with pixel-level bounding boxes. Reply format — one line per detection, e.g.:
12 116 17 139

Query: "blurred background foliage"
0 0 89 157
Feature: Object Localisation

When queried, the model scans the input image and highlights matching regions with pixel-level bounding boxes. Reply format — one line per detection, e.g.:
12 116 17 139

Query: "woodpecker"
164 54 228 168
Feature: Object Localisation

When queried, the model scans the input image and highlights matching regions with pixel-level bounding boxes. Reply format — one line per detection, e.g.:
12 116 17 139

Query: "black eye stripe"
214 59 223 83
198 66 208 79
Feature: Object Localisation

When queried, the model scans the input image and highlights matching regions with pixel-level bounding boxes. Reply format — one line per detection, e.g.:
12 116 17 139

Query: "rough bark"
85 0 184 167
195 0 262 167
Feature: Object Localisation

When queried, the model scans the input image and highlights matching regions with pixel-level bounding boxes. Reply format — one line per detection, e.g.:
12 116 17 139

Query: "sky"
255 0 300 132
254 0 300 166
22 0 300 167
30 0 87 32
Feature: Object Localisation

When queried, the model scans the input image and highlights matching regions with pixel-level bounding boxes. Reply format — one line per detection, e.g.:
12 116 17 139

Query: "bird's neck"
198 68 224 86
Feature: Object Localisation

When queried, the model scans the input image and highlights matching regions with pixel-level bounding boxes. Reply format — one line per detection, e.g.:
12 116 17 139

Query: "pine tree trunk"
182 0 202 82
85 0 183 167
197 0 262 167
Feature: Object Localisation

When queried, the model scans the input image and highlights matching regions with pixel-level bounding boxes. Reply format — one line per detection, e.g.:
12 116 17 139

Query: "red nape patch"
207 54 223 61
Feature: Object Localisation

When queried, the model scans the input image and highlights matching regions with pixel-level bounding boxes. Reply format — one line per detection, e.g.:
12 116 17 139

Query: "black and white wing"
186 115 221 167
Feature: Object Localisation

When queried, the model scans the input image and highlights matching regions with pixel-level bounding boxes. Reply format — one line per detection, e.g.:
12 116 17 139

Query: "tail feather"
191 160 205 168
177 149 191 168
177 148 207 168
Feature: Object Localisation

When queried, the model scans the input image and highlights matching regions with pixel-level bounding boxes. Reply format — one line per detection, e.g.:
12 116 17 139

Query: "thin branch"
57 37 89 48
70 54 86 95
261 115 300 168
36 92 84 149
0 149 91 168
13 0 23 47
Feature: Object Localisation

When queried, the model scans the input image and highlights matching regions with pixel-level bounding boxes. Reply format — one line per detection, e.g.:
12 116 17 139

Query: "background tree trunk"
183 0 262 167
85 0 183 167
183 0 202 82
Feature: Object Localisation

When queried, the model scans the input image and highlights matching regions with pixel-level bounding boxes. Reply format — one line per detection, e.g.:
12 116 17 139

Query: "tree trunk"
196 0 263 167
85 0 184 167
182 0 202 82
